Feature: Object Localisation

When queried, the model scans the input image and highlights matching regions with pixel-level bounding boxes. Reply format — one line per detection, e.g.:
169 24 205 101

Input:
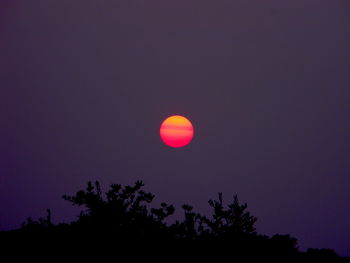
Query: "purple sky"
1 0 350 256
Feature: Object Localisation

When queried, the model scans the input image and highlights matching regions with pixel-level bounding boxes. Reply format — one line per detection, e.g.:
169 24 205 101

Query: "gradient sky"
1 0 350 256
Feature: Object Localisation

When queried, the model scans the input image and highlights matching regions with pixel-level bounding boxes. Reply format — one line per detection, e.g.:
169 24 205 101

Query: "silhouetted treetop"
2 180 346 261
206 192 257 237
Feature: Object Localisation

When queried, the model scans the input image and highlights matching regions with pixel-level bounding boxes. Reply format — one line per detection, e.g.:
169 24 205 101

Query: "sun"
160 115 194 148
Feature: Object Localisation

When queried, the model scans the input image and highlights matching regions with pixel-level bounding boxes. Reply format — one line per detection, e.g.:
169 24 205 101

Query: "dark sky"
1 0 350 255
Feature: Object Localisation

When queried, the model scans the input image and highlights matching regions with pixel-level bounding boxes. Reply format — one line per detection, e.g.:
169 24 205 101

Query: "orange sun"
160 115 194 148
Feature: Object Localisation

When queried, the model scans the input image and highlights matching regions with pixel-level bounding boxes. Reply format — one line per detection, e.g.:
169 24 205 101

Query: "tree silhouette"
206 193 257 237
1 180 348 261
61 180 175 240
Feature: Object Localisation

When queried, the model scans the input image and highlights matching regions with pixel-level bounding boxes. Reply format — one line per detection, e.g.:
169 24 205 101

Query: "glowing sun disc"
160 115 194 148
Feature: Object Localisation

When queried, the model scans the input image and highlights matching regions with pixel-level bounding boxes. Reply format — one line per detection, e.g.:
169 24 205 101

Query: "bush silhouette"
1 180 348 261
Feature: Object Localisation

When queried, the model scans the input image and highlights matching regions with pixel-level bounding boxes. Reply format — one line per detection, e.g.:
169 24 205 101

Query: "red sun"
160 115 194 148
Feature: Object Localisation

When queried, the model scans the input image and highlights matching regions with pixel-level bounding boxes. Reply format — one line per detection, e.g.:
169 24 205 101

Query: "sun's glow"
160 115 194 148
